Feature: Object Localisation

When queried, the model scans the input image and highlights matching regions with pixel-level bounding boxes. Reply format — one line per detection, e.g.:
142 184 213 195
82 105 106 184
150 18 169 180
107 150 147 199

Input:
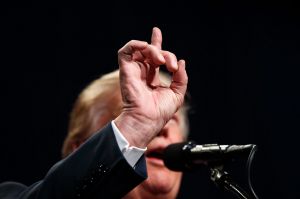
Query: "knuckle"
117 48 122 54
164 51 176 59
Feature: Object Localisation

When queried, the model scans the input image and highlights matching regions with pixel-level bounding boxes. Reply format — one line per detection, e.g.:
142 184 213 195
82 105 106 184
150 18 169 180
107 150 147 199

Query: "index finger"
151 27 162 50
118 40 148 63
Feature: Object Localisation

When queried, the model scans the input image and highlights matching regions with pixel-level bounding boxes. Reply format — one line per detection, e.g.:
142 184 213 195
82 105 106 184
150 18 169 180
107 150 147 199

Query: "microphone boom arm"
210 167 254 199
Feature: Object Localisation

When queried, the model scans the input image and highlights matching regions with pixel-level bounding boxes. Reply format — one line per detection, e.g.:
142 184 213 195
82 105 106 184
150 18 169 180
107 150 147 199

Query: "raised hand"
115 27 188 148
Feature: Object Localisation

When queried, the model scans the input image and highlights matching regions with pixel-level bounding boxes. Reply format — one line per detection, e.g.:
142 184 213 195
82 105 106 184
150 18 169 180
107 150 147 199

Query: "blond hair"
62 70 189 158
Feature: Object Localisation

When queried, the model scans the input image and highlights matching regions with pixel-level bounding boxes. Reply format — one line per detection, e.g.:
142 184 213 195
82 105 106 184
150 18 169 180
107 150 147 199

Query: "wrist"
114 112 164 148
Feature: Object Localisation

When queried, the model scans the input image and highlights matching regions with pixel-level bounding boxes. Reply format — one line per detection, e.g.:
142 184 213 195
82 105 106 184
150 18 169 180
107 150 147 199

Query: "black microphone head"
163 142 257 172
163 141 197 171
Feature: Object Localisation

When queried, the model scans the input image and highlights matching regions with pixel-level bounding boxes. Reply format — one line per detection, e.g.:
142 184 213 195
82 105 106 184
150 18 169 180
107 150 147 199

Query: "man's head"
62 70 189 199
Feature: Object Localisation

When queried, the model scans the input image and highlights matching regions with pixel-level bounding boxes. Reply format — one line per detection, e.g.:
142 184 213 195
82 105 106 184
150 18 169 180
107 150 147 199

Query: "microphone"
163 141 255 171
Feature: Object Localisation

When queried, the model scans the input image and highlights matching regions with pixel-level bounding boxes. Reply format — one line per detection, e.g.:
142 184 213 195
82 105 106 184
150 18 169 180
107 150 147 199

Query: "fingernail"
182 60 186 67
173 60 179 71
159 54 165 62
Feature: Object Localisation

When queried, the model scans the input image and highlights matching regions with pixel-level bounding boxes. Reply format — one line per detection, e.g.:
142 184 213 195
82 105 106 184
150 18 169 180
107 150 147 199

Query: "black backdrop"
1 1 300 198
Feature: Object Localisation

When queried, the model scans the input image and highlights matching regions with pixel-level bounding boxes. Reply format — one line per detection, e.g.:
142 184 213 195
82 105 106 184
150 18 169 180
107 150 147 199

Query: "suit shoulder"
0 181 27 198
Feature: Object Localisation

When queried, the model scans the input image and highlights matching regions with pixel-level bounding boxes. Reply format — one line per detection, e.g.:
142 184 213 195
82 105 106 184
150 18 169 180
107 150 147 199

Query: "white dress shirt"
111 120 147 168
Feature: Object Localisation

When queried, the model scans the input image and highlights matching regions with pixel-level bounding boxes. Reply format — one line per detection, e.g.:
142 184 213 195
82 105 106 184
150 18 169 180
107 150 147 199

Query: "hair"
61 70 190 158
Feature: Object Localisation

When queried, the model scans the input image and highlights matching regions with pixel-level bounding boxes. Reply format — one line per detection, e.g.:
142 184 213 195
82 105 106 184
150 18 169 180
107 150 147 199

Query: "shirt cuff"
111 120 147 168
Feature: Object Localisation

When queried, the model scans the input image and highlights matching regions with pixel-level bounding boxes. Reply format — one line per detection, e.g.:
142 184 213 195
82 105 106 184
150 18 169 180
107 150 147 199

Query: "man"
0 27 188 198
62 70 189 199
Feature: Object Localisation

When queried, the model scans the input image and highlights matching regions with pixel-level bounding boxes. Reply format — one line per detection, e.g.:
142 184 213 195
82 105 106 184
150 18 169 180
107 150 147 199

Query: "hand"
115 27 188 148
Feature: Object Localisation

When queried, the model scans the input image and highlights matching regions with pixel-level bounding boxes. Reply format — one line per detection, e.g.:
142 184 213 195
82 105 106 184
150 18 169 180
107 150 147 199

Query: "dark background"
1 1 299 198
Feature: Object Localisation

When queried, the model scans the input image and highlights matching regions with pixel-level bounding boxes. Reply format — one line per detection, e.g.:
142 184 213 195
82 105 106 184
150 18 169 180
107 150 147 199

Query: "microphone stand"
210 167 254 199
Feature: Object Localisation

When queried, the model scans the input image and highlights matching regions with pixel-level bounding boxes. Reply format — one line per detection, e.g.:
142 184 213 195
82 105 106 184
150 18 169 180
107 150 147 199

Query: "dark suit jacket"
0 123 147 199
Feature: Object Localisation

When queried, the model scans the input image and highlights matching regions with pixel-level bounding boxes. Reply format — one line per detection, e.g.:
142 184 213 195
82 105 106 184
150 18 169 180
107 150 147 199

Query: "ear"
71 141 80 152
